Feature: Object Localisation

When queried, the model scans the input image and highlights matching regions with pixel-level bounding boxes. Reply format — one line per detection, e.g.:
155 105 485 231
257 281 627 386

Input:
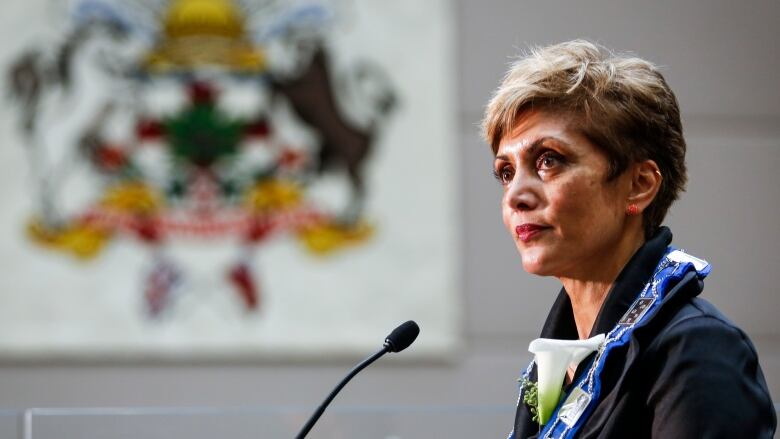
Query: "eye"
492 164 514 185
535 151 565 171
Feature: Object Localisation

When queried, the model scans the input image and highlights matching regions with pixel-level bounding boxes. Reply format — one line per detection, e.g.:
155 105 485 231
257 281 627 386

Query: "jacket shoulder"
659 297 743 338
642 297 776 438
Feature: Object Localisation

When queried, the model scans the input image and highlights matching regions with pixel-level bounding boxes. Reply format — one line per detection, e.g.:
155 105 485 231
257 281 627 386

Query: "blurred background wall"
1 0 778 436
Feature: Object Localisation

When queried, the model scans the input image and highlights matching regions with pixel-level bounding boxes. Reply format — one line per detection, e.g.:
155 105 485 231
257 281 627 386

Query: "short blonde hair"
482 40 687 237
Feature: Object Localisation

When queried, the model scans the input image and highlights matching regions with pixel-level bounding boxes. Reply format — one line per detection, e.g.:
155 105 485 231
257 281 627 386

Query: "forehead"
496 110 576 156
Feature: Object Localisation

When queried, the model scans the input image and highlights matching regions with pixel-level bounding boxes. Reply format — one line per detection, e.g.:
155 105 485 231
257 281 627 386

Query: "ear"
627 159 662 212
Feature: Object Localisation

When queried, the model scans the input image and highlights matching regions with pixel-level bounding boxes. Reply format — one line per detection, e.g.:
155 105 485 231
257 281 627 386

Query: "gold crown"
145 0 265 72
164 0 244 39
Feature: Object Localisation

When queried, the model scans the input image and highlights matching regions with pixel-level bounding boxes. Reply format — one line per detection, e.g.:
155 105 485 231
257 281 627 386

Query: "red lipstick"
516 224 548 242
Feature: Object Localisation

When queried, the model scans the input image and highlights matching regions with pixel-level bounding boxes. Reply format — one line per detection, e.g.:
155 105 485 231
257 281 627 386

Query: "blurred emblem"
6 0 396 318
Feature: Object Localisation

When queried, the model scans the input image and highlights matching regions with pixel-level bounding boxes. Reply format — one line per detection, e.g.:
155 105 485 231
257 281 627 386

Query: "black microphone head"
383 320 420 353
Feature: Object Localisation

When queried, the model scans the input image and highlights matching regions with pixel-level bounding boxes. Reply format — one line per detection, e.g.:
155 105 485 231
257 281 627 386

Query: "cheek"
548 176 606 229
549 183 586 218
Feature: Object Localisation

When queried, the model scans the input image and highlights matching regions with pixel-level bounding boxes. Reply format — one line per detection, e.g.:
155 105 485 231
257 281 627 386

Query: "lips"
515 224 549 242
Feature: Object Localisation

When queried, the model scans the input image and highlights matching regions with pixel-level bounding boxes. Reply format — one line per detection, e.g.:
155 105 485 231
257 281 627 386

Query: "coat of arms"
8 0 395 319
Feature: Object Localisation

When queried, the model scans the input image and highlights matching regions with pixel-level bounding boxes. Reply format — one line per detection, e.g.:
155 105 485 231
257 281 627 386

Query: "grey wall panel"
459 0 780 118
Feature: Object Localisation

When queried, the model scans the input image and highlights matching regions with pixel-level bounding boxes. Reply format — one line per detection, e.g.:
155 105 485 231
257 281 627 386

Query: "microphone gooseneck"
295 321 420 439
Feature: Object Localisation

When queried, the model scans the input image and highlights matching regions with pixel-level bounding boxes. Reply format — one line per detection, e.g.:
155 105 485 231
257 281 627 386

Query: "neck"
560 279 613 340
559 227 645 339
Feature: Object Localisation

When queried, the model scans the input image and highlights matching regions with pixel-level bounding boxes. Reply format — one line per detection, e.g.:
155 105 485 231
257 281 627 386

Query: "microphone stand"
295 345 390 439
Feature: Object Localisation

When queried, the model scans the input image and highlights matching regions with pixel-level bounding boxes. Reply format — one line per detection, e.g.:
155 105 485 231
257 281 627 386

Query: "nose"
504 170 540 212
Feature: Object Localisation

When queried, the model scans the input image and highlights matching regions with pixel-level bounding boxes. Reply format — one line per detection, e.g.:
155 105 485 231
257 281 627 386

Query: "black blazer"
512 227 776 438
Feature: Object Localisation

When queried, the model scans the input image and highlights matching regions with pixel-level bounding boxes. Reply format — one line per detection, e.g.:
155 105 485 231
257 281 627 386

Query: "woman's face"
494 110 633 279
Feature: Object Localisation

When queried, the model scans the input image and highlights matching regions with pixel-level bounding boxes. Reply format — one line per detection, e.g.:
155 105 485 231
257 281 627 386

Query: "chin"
519 248 557 277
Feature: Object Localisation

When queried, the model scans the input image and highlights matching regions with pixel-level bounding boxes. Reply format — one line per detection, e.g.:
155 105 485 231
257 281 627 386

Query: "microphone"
295 320 420 439
383 320 420 353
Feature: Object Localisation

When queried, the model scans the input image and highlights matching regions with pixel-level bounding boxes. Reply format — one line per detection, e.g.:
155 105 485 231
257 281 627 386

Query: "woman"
482 40 776 438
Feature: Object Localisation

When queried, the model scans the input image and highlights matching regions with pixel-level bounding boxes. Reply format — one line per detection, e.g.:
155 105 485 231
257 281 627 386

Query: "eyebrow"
495 136 568 162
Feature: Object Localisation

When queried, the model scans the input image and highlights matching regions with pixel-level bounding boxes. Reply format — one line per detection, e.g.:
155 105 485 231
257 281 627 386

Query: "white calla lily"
528 334 605 424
